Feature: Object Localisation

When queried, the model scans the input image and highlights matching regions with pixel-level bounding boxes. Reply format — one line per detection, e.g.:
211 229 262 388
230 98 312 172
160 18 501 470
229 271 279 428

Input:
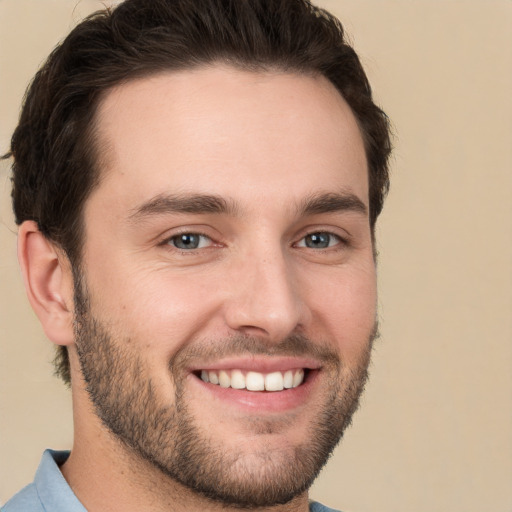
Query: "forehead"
89 66 368 217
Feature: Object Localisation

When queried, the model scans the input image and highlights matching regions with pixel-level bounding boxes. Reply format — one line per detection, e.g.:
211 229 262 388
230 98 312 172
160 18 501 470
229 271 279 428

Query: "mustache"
170 332 343 372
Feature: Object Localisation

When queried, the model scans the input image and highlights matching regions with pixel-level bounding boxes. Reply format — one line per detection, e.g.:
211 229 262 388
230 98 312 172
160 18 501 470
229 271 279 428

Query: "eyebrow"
128 190 367 223
297 192 368 217
128 193 239 222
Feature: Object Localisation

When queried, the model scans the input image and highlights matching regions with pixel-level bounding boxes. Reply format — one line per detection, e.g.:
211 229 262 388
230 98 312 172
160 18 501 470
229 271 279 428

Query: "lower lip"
189 370 319 413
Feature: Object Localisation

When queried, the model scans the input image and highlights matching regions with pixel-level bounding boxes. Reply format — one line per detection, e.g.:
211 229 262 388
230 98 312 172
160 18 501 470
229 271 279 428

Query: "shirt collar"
34 449 87 512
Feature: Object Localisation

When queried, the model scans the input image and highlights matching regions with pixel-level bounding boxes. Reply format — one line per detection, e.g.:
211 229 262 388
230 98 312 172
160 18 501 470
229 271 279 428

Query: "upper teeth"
200 369 305 392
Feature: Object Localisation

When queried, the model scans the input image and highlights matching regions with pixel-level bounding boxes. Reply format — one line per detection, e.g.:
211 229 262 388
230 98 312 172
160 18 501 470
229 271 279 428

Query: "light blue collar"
33 449 85 511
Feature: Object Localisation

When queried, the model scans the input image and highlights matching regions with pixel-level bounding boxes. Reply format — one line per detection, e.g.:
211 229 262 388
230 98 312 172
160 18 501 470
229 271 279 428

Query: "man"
2 0 391 510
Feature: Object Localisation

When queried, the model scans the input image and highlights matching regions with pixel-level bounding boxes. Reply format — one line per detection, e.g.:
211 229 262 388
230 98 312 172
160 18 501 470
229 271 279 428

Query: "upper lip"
188 356 322 374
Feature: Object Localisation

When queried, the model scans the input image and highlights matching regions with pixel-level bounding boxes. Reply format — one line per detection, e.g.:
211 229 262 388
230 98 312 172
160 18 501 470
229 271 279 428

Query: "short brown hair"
7 0 392 384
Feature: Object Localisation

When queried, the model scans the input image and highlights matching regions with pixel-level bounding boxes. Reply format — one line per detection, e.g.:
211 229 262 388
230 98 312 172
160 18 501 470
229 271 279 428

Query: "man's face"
74 66 377 507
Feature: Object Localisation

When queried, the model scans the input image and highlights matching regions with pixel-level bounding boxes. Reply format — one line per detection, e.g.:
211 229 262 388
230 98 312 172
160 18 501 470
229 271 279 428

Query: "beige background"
1 1 511 511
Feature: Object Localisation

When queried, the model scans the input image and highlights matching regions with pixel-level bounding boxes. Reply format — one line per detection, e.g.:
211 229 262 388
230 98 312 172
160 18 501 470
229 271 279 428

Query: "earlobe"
17 221 75 347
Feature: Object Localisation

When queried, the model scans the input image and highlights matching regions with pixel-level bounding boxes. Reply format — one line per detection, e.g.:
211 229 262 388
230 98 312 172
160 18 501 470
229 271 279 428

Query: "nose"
222 247 309 342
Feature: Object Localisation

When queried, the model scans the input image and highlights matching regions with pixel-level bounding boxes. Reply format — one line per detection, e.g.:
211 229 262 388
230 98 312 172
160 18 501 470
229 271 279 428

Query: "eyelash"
162 232 214 251
295 232 347 250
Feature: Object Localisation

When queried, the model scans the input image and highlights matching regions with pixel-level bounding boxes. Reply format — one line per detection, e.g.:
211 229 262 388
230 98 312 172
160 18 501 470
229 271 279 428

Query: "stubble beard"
73 276 375 509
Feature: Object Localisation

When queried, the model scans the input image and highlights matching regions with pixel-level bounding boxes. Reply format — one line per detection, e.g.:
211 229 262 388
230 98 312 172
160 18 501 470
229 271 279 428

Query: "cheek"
86 259 226 357
306 264 377 355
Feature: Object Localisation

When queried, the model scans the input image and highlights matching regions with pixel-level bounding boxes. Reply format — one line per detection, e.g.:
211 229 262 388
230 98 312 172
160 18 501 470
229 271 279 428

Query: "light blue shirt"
2 450 341 512
1 450 86 512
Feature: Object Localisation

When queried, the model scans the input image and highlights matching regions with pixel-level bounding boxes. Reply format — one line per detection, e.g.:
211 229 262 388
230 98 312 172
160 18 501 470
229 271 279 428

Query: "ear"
17 221 75 346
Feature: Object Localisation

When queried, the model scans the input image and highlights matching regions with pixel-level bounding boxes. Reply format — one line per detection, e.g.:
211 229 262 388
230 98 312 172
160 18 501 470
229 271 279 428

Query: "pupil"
306 233 329 248
176 234 199 249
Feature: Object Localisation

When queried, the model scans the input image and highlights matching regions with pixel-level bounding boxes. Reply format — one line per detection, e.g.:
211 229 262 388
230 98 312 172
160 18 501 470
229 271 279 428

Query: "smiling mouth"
197 369 307 392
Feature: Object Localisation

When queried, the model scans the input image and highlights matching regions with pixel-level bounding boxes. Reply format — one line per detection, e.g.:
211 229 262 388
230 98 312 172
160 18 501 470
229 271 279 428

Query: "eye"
167 233 212 250
296 232 341 249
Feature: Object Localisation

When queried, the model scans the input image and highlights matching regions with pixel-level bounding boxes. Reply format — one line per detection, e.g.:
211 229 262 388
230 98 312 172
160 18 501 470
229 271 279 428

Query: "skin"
19 66 376 512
